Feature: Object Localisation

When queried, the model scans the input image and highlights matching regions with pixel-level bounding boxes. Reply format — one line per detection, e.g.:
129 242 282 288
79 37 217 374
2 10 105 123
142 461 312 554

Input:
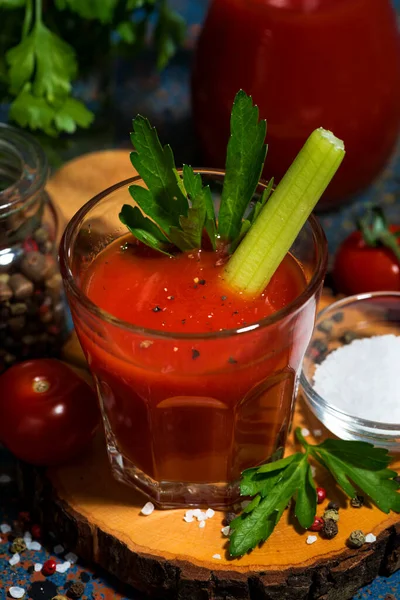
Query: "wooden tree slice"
23 150 399 599
19 400 400 600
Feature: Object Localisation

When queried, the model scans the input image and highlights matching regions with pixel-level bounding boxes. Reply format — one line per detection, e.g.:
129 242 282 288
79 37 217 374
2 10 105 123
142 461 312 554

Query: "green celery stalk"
224 128 345 296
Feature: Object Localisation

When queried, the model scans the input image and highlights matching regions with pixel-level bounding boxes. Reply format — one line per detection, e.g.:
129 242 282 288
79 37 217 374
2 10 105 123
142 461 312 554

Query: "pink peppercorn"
316 487 327 504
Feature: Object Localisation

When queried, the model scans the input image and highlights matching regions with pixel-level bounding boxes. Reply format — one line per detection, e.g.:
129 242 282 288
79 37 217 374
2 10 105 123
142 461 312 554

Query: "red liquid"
75 240 313 485
192 0 400 208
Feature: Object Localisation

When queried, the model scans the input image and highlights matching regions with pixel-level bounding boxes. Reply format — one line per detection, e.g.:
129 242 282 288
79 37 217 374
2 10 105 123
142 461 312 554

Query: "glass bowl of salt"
300 291 400 450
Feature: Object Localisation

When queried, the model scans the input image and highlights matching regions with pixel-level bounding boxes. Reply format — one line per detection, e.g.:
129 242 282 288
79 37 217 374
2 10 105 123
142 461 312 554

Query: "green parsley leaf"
230 454 310 557
119 204 172 256
308 438 400 514
129 115 189 230
229 428 400 557
218 90 267 246
54 0 119 24
9 87 93 136
6 21 77 101
0 0 26 8
154 0 186 71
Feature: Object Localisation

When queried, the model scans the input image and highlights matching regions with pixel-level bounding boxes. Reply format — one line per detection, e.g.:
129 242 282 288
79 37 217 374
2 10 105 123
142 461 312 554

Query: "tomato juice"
61 174 327 506
73 237 313 495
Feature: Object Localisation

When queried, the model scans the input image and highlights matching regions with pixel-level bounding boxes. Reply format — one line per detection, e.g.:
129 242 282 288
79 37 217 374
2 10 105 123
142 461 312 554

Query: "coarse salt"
9 553 20 566
206 508 215 519
0 523 11 534
0 474 12 483
53 544 64 554
212 554 221 559
221 526 231 537
141 502 155 516
199 520 206 528
9 587 25 599
56 560 71 573
301 428 310 437
306 535 317 545
34 563 43 572
313 429 323 437
23 531 32 542
27 541 41 551
365 533 376 543
65 551 78 564
313 335 400 422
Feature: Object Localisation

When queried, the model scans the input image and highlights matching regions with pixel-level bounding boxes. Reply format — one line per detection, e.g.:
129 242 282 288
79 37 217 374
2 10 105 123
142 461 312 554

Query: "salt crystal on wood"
141 502 155 516
34 563 43 572
9 586 25 598
205 508 215 519
0 523 11 534
314 335 400 422
221 526 230 536
9 553 20 566
306 535 317 545
212 554 221 559
301 428 310 437
365 533 376 543
199 520 206 529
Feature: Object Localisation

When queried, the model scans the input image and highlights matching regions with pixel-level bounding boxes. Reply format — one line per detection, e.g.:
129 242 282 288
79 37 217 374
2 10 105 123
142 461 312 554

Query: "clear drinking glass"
60 170 327 507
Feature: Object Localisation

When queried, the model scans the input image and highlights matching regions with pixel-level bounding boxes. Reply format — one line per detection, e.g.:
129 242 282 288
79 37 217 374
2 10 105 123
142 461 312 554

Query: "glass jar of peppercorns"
0 124 69 372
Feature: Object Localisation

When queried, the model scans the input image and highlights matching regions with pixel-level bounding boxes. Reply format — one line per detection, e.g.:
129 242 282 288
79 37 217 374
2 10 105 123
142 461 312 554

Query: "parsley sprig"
120 90 272 253
3 0 185 136
229 428 400 557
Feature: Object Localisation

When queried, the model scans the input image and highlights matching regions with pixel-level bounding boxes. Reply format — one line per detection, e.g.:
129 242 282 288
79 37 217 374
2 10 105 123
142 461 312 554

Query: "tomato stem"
358 206 400 263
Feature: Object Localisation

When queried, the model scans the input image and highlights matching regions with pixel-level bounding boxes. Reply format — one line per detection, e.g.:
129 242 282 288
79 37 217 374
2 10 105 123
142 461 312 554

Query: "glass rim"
300 291 400 431
0 123 48 218
60 168 328 340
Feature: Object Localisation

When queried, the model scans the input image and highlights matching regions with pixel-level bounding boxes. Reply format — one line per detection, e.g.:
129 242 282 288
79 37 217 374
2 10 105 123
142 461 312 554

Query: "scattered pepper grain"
67 582 85 599
11 537 27 554
350 495 364 508
347 530 365 548
322 519 338 540
327 501 340 511
323 509 339 523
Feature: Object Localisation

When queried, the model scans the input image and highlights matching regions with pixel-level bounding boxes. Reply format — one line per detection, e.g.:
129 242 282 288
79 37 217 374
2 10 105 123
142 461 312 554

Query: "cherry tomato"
0 359 99 466
333 226 400 295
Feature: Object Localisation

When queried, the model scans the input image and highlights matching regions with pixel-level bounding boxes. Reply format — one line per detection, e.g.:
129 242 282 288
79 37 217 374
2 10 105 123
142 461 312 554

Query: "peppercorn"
347 530 365 549
67 582 85 599
317 319 332 334
327 501 340 511
322 519 338 540
350 495 364 508
222 512 237 526
31 524 41 540
11 537 27 554
42 559 57 576
316 487 327 504
323 509 339 523
309 516 324 532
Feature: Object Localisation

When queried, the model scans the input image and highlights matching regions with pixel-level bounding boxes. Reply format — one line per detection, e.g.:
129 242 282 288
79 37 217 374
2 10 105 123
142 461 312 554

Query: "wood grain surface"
23 149 399 600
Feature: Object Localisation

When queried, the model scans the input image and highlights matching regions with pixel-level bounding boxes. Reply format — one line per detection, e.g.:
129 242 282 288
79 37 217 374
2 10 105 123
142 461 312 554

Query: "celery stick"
224 128 345 296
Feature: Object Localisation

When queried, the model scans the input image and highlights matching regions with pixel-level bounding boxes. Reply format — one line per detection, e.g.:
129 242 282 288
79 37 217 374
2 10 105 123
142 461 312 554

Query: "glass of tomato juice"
60 170 327 508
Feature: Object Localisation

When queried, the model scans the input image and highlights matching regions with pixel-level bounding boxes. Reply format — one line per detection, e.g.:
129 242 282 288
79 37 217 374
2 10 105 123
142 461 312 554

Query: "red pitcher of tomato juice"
192 0 400 209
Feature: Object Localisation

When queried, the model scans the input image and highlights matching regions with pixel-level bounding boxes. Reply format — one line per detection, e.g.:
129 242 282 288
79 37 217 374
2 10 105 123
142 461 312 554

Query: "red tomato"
333 226 400 295
0 359 99 466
